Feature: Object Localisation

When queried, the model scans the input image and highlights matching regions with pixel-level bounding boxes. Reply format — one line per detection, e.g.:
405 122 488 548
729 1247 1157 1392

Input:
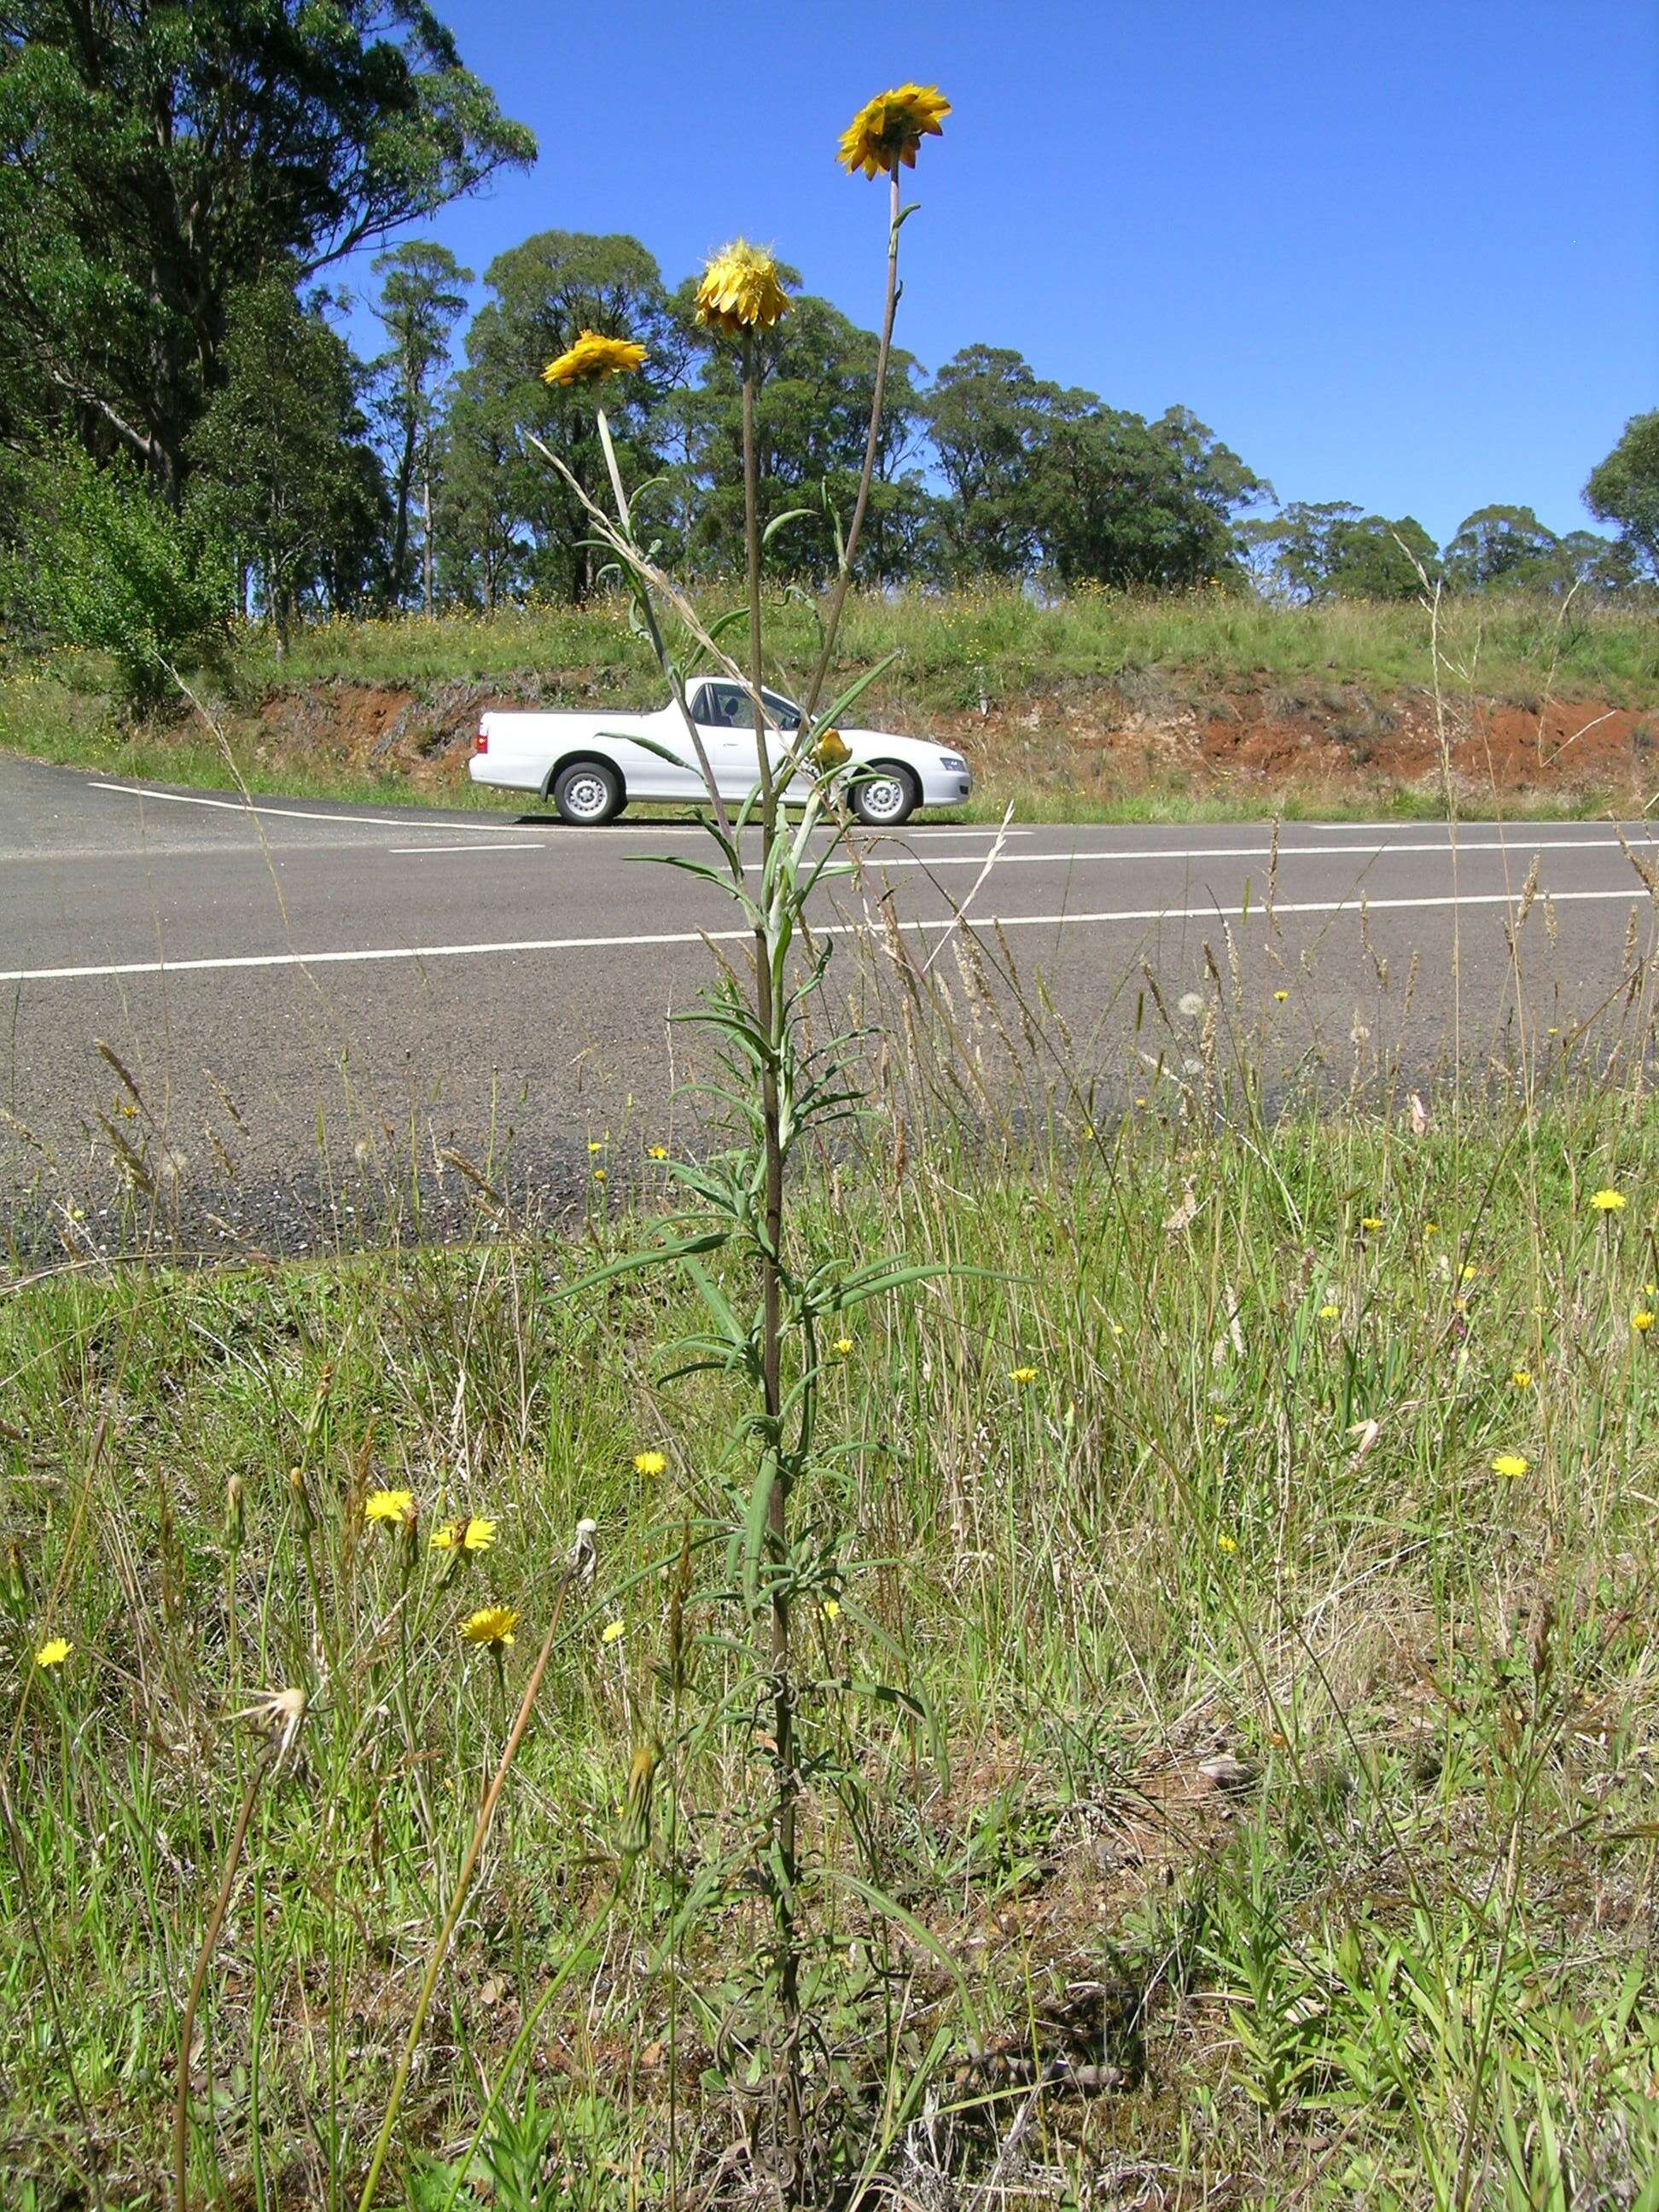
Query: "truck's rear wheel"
849 763 918 828
552 760 624 825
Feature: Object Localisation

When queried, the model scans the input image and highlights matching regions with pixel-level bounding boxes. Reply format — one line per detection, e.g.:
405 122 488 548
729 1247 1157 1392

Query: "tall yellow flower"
838 84 951 178
542 330 648 387
364 1487 414 1525
1590 1188 1627 1212
461 1604 518 1650
694 240 790 335
34 1637 71 1668
431 1516 497 1554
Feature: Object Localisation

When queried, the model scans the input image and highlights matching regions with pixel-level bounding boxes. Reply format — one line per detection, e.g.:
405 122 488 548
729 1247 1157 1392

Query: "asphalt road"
5 754 1659 1254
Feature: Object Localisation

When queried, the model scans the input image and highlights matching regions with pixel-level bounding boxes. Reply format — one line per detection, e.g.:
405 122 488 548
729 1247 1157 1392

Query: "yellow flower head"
1215 1534 1238 1555
1493 1452 1530 1479
1318 1303 1340 1321
1010 1365 1039 1385
648 1145 668 1161
694 239 791 335
462 1604 518 1650
1361 1215 1383 1231
1590 1188 1627 1213
601 1618 626 1645
542 330 647 387
838 83 952 178
34 1636 71 1668
822 1597 841 1621
364 1487 414 1524
1273 989 1289 1004
1633 1311 1655 1333
592 1167 607 1185
431 1516 497 1554
834 1336 854 1357
633 1450 667 1476
1511 1367 1534 1389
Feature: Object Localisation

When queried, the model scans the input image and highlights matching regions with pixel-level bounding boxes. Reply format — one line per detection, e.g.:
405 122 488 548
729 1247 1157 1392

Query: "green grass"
4 585 1658 828
7 1081 1659 2205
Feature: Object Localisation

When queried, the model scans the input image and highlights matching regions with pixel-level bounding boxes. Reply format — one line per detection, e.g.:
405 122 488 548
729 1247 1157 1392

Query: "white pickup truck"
469 677 971 828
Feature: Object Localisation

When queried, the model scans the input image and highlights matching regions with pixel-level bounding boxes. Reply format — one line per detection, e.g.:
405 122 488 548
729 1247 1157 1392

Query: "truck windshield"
694 684 803 732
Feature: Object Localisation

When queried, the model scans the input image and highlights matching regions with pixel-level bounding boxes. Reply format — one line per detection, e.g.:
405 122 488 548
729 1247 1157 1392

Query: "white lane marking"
870 832 1659 871
86 778 1027 845
389 840 548 854
88 780 542 836
4 885 1652 987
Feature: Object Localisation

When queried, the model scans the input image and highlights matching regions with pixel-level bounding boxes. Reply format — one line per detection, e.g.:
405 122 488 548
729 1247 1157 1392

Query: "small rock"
1198 1752 1257 1792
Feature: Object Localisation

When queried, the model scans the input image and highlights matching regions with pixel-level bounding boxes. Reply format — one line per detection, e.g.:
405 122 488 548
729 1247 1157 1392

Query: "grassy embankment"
4 586 1657 822
7 1057 1659 2203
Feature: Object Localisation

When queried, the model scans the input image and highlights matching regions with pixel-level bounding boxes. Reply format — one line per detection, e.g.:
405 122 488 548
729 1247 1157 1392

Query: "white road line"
4 884 1652 987
389 840 548 854
870 832 1659 871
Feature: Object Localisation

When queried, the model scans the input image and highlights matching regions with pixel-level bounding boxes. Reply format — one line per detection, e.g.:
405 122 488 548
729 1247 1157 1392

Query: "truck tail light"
474 722 489 754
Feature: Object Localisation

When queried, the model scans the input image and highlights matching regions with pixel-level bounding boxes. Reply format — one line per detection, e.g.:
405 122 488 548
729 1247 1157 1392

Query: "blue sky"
346 0 1657 546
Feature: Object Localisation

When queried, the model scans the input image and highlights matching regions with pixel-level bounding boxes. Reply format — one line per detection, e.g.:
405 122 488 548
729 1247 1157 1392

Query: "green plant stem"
741 323 804 2196
801 166 903 723
174 1739 276 2212
353 1571 573 2212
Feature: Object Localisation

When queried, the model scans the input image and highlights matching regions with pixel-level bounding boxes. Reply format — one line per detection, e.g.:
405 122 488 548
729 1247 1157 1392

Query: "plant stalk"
742 324 803 2194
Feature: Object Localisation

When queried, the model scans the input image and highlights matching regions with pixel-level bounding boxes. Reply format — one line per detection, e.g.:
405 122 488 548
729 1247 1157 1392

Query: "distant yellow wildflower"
462 1604 518 1650
1461 1263 1477 1281
1273 989 1289 1004
632 1450 667 1476
694 240 790 335
1010 1365 1039 1384
364 1488 414 1524
1361 1215 1383 1231
1633 1311 1655 1333
431 1516 496 1554
834 1336 854 1356
838 83 951 178
1318 1303 1340 1321
1423 1222 1439 1237
542 330 647 387
588 1139 604 1154
1590 1188 1627 1212
1215 1534 1238 1555
1511 1368 1534 1389
592 1167 607 1185
601 1619 626 1645
34 1637 70 1668
648 1145 668 1161
822 1598 841 1621
1493 1452 1530 1479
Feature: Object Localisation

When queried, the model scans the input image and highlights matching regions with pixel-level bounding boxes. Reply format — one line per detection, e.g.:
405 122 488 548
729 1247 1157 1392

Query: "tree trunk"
422 455 434 620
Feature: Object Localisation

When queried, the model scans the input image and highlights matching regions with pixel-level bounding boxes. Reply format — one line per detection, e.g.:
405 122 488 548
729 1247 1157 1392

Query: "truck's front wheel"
552 761 624 825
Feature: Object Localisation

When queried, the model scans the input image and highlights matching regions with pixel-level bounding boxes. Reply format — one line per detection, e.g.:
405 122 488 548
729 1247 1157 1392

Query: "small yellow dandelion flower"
834 1336 854 1356
1423 1222 1439 1237
1318 1303 1340 1321
1215 1534 1238 1555
1211 1412 1229 1428
838 83 951 178
1010 1365 1039 1384
542 330 647 387
1134 1096 1149 1109
694 239 790 335
633 1450 667 1476
1511 1368 1534 1389
431 1516 497 1554
588 1139 603 1154
822 1598 841 1621
462 1604 518 1650
1273 989 1289 1004
1492 1452 1530 1479
1361 1215 1383 1231
1461 1263 1477 1282
648 1145 668 1161
364 1487 414 1524
592 1167 607 1184
601 1619 626 1645
34 1637 71 1668
1633 1311 1655 1333
1590 1188 1627 1213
